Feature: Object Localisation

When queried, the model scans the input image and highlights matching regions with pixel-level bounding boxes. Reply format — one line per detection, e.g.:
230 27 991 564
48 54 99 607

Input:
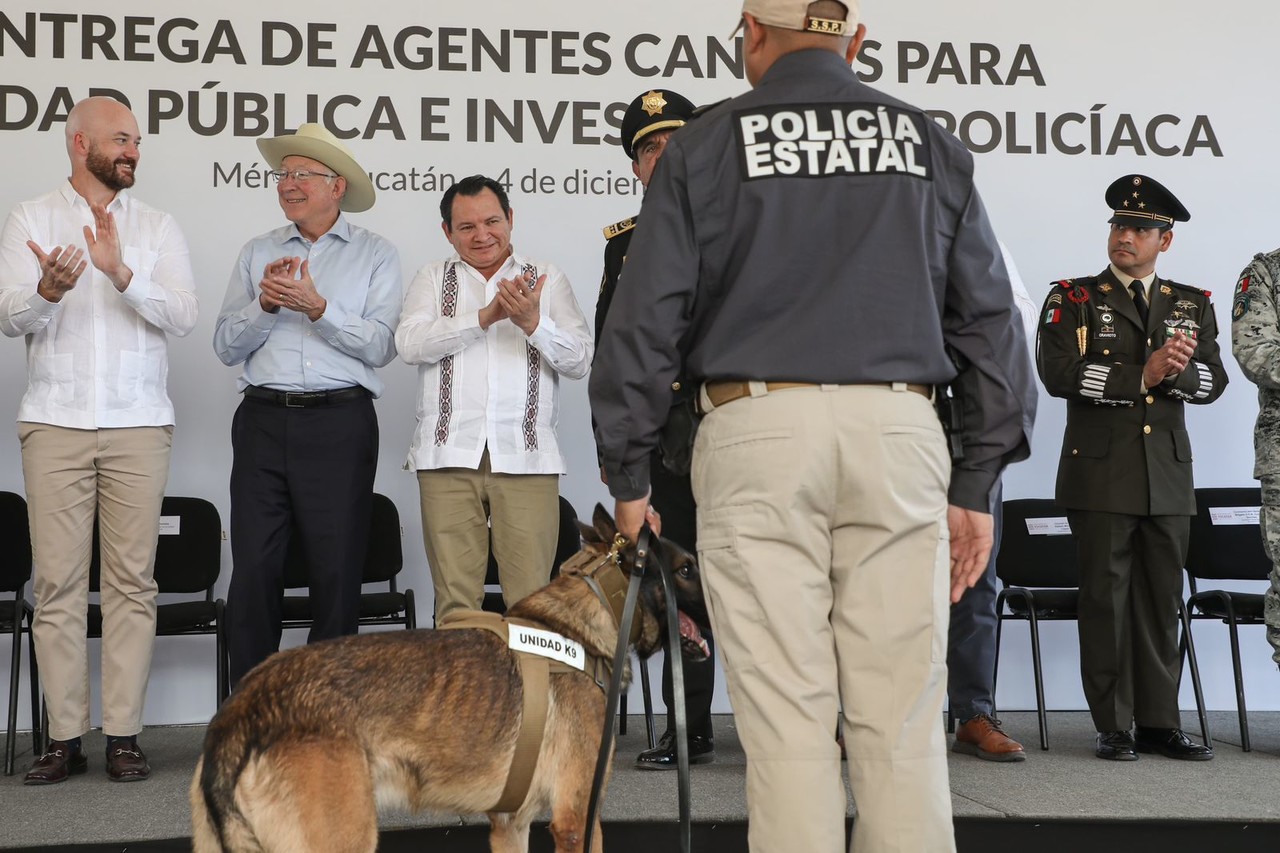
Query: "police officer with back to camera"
1037 174 1226 762
590 2 1036 850
595 88 717 770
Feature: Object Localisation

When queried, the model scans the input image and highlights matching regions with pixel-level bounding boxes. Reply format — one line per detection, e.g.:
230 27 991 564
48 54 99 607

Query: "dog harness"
437 607 612 813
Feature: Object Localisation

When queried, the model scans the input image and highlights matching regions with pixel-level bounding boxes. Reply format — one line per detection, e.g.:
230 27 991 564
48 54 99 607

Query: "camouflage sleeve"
1160 292 1227 405
1035 281 1140 406
1232 253 1280 390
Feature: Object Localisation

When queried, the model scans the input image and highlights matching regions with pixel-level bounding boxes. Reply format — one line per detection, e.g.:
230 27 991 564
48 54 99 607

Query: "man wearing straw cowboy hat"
214 123 402 687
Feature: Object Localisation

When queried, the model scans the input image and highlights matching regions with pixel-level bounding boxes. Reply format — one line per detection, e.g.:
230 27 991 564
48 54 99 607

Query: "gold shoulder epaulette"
603 217 636 240
1165 279 1210 298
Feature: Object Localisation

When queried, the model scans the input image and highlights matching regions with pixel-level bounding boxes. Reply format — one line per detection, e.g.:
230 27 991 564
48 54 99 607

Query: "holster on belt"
934 383 965 465
657 378 700 477
937 345 966 465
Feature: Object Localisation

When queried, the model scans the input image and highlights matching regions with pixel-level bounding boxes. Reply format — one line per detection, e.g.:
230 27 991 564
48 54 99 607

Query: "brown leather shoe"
23 741 89 785
952 713 1026 762
106 740 152 782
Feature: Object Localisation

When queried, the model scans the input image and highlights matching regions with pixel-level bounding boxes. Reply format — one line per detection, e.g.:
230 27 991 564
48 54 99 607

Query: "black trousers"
1069 510 1188 731
649 455 715 739
227 393 378 686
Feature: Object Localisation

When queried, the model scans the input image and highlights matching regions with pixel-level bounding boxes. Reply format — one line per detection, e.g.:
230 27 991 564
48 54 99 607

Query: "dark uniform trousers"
1069 510 1186 730
1037 269 1226 734
649 455 715 739
947 483 1002 721
227 392 378 685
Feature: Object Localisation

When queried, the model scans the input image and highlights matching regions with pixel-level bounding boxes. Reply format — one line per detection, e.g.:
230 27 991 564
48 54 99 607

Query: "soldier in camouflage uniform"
1229 249 1280 669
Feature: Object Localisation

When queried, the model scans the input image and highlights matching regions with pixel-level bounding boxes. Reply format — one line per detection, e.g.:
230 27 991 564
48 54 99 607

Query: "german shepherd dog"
190 505 710 853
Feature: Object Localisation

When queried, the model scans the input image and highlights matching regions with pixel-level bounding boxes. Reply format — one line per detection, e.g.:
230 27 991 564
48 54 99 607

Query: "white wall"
0 0 1276 729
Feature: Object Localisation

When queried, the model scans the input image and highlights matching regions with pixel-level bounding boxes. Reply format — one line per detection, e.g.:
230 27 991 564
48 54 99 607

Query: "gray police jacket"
590 48 1036 511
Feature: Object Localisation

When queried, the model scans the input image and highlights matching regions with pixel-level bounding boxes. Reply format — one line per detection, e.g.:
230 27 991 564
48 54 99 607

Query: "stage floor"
2 711 1279 851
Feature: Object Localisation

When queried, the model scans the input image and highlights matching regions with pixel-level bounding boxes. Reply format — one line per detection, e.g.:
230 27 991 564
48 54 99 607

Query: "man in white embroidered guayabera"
1037 174 1225 762
0 96 198 784
397 175 593 623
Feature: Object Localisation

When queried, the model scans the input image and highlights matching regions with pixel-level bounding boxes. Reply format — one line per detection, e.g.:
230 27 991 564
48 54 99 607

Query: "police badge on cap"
737 0 861 35
620 89 697 160
1105 174 1190 230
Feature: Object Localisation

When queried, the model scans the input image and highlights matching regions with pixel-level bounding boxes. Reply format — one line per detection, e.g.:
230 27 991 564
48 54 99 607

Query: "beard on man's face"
86 145 137 191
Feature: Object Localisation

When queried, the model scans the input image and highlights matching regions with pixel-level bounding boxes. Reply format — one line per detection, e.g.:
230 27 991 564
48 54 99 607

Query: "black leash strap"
659 549 692 851
583 523 692 853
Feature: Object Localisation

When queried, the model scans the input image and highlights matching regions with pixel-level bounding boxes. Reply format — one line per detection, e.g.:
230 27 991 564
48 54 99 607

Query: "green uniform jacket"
1037 268 1227 516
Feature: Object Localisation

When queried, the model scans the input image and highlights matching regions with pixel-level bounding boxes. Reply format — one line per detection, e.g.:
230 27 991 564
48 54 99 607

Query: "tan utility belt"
699 380 931 414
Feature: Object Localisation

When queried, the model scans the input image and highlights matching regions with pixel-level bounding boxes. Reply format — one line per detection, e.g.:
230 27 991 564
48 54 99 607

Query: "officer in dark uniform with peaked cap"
594 88 718 770
1037 174 1225 762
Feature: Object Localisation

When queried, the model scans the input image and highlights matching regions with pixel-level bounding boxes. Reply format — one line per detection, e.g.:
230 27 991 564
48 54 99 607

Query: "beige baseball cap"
736 0 860 35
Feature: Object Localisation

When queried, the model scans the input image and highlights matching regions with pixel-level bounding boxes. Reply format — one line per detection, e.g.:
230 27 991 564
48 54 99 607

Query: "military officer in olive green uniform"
1229 249 1280 670
595 89 718 769
1037 174 1226 761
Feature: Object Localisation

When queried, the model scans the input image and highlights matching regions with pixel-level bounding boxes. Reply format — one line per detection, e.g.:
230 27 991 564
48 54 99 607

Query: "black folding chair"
992 497 1210 750
1182 486 1273 751
89 496 229 704
281 493 416 632
0 491 39 775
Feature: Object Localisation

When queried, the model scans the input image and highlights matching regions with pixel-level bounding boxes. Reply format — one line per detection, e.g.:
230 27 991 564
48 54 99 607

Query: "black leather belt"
243 385 369 408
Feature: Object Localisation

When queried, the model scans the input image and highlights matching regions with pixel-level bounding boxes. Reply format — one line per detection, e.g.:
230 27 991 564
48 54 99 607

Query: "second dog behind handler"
590 2 1036 851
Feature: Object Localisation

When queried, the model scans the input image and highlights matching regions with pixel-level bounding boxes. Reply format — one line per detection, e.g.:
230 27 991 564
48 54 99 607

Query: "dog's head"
568 504 711 662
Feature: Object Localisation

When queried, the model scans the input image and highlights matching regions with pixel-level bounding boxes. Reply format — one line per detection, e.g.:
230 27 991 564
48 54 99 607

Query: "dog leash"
583 522 692 853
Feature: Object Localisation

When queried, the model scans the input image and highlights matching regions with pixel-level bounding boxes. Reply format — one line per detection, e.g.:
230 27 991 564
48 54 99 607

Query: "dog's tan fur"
190 506 706 853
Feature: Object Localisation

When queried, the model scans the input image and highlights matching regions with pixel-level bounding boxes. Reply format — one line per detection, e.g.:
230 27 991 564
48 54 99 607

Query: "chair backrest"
86 495 222 595
0 491 32 592
1185 486 1272 582
484 496 581 586
995 498 1080 588
282 492 402 589
152 496 223 594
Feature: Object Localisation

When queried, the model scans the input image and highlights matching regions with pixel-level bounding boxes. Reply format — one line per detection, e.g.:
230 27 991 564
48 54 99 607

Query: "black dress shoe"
24 741 88 785
1095 730 1138 761
106 740 152 782
1134 727 1214 761
635 730 715 770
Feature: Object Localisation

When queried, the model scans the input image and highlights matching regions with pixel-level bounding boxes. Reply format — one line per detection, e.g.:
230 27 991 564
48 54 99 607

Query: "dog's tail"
190 755 225 852
191 723 259 852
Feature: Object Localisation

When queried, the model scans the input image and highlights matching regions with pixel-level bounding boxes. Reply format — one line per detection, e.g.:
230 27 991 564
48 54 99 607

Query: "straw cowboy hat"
257 123 376 213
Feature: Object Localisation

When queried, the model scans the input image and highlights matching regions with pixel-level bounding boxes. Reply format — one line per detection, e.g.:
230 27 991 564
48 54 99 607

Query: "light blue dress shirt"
213 215 401 397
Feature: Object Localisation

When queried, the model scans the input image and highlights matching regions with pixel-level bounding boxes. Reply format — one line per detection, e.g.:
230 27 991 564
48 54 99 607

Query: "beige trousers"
416 449 558 622
19 423 172 741
691 383 954 853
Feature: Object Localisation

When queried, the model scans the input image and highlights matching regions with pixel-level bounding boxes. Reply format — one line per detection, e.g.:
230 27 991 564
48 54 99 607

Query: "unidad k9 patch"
509 625 585 670
734 102 933 180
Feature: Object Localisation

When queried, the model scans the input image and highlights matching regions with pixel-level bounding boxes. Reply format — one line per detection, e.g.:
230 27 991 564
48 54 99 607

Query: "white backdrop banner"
1 0 1276 725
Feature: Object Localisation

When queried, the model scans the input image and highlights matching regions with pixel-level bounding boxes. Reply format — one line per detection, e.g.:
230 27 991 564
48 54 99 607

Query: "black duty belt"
242 385 369 408
698 380 931 414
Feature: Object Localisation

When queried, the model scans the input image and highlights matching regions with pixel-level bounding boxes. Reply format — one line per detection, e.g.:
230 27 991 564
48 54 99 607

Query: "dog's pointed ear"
592 503 618 543
576 518 605 548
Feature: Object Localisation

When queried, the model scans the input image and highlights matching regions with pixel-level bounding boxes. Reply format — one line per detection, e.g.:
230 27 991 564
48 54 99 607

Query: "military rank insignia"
1234 275 1251 319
